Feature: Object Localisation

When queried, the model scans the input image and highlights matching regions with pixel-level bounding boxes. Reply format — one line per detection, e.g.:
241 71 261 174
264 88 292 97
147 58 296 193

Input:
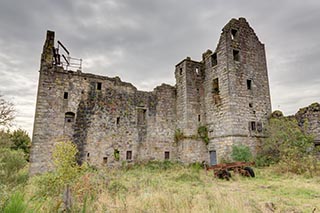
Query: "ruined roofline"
175 56 202 67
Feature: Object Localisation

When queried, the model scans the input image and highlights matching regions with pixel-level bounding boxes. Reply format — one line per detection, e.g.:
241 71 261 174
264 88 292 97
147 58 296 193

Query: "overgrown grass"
2 161 320 212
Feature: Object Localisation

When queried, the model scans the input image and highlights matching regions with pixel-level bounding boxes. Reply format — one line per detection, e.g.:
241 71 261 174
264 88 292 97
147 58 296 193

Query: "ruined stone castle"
30 18 272 174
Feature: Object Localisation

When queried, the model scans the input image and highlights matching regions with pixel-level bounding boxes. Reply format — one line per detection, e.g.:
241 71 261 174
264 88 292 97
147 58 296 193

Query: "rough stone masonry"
30 17 272 174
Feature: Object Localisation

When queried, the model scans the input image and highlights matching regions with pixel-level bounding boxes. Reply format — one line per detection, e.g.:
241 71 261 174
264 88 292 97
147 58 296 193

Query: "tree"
0 95 15 127
256 114 318 175
10 129 31 161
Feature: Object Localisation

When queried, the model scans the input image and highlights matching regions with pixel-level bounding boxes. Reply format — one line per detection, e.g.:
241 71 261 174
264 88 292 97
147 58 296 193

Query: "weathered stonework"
30 17 272 174
295 103 320 146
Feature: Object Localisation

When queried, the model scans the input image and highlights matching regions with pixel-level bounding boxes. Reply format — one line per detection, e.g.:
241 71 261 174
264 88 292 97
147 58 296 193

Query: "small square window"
249 103 253 108
97 82 102 90
126 151 132 160
233 50 240 61
164 151 170 160
103 157 108 165
64 92 68 99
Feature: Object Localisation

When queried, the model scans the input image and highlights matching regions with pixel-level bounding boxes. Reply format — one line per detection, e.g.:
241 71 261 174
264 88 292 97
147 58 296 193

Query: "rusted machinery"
206 162 255 180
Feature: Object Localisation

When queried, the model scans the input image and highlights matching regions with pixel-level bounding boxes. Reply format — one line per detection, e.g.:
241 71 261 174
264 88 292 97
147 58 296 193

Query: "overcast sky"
0 0 319 136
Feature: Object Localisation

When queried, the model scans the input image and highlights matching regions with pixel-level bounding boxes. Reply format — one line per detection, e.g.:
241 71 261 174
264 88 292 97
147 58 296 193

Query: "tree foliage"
10 129 31 161
256 115 319 175
0 95 15 127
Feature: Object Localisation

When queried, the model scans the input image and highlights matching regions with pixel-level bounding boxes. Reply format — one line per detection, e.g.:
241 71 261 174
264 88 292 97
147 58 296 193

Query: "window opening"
137 108 147 125
116 117 120 125
64 92 68 99
164 151 170 160
212 78 219 94
211 53 217 66
126 151 132 160
247 80 252 90
257 122 263 132
87 153 90 157
249 103 253 108
114 149 120 161
250 121 256 131
195 67 199 75
231 29 238 40
97 82 102 90
233 50 240 61
198 115 201 122
65 112 75 123
103 157 108 165
179 68 183 75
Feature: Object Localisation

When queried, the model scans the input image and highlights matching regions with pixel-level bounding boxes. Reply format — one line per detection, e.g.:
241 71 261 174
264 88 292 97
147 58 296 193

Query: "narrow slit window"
126 151 132 160
116 117 120 125
247 80 252 90
250 121 256 131
212 78 219 94
64 92 68 99
249 103 253 108
164 151 170 160
211 53 217 66
179 68 183 75
97 82 102 90
198 115 201 122
233 50 240 61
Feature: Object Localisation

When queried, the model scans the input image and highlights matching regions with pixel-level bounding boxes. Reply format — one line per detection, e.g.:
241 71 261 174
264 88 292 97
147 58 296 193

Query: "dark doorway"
209 150 217 165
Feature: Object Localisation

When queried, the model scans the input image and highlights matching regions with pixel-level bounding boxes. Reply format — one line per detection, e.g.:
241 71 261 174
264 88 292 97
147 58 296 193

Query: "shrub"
0 148 27 185
257 116 319 175
10 129 31 161
231 145 253 162
198 126 209 145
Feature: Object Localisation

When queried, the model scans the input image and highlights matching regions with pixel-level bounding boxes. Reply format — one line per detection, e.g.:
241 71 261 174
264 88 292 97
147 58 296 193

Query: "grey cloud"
0 0 319 134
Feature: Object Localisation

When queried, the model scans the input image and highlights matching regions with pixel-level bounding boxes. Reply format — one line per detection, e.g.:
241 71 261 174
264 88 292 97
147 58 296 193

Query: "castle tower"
202 18 272 164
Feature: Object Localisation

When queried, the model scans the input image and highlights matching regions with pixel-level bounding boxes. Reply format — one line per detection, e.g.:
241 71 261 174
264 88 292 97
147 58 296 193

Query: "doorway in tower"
209 150 217 165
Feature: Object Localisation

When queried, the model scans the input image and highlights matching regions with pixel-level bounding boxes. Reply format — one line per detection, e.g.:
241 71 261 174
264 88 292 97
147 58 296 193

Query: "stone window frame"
65 112 75 123
211 53 217 67
136 107 147 126
249 121 256 131
233 49 240 62
64 92 68 99
126 150 132 161
231 28 238 40
164 151 170 160
97 82 102 90
247 79 252 90
212 78 219 94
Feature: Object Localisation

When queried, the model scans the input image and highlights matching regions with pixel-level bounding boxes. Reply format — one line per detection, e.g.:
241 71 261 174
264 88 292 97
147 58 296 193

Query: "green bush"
231 145 253 162
0 148 27 185
257 116 319 175
10 129 31 161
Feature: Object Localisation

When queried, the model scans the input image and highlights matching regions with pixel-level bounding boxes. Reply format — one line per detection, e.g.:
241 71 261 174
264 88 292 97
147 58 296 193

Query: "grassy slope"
19 162 320 212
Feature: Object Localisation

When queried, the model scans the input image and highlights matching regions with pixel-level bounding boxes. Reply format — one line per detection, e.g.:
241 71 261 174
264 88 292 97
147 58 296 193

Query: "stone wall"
295 103 320 145
30 17 272 174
